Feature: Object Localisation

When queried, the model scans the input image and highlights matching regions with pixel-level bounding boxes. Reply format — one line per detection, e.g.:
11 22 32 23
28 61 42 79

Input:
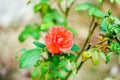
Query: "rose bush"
18 0 120 80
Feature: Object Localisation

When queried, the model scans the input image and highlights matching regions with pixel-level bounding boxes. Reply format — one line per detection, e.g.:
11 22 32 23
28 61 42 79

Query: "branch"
77 62 83 73
65 62 84 80
65 0 77 17
76 22 98 72
57 1 65 15
65 17 98 80
65 17 98 79
76 17 95 61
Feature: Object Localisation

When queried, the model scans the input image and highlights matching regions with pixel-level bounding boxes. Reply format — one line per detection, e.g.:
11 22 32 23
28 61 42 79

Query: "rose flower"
45 26 73 54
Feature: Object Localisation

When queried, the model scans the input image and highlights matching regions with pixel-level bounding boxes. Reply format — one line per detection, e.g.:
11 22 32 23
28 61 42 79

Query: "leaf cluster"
19 41 80 80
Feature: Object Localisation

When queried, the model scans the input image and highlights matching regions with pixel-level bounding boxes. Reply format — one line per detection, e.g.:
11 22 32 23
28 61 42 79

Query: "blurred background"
0 0 120 80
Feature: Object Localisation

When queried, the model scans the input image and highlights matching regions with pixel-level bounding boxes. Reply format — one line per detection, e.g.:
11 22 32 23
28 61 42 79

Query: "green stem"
57 2 64 15
76 22 98 74
65 17 98 80
76 62 83 73
65 62 84 80
65 0 76 17
76 17 95 61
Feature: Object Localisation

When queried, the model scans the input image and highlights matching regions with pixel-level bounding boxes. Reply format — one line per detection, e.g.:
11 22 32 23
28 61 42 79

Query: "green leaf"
114 27 120 34
66 27 77 34
110 42 120 54
98 0 103 3
58 0 63 2
69 0 74 4
108 9 112 16
33 41 46 48
106 52 113 63
89 8 108 18
31 29 40 40
116 0 120 4
100 18 109 32
75 2 95 11
110 16 120 25
116 35 120 43
99 52 106 61
31 69 39 79
19 48 41 68
34 3 43 13
107 25 114 35
82 50 92 62
40 62 49 78
52 10 67 26
71 61 77 75
18 25 32 42
71 44 80 51
91 51 100 65
42 4 50 15
58 59 69 72
109 0 114 3
43 12 54 23
116 48 120 54
18 30 30 42
40 0 49 4
18 25 41 42
43 10 66 26
53 55 60 66
65 54 76 61
40 22 54 31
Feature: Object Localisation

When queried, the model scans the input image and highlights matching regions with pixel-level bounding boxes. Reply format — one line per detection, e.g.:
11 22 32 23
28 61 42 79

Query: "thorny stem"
65 0 76 17
57 0 76 17
65 17 98 80
65 62 83 80
76 22 98 72
58 0 98 80
57 2 64 15
77 62 83 73
76 17 95 61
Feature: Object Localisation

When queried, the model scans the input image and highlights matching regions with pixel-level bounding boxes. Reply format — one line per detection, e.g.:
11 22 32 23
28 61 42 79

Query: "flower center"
57 37 64 44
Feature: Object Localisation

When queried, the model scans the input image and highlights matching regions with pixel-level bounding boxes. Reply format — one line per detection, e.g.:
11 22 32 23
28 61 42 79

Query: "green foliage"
33 41 46 48
82 50 92 62
19 48 41 68
89 8 108 18
30 53 76 80
99 10 120 63
91 51 100 65
19 25 41 42
98 0 103 3
66 27 77 34
99 52 106 61
34 0 50 13
106 52 113 63
82 49 100 65
75 2 96 11
110 0 114 3
43 10 66 26
62 53 76 61
18 0 120 80
19 0 67 42
110 42 120 54
116 0 120 4
76 2 107 18
19 42 77 79
71 44 80 51
100 18 109 32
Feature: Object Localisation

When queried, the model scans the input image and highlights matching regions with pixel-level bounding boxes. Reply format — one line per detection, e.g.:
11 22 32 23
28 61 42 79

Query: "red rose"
45 26 73 54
